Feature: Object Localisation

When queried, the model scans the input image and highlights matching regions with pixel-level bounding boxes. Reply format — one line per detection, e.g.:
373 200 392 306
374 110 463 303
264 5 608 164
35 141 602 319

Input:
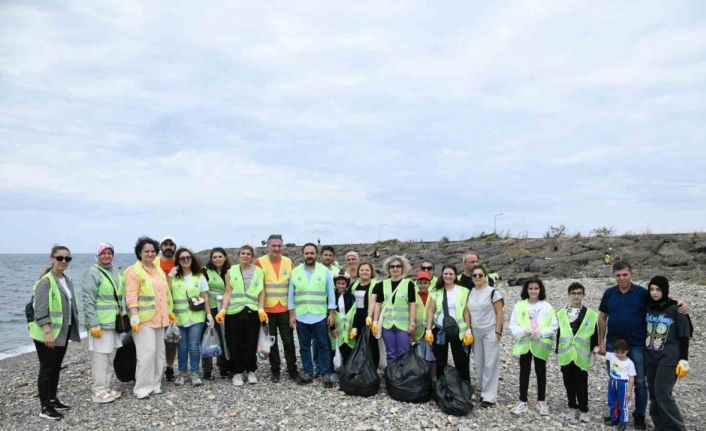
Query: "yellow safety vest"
171 274 206 326
557 307 597 371
204 268 225 309
433 286 469 340
28 273 64 341
292 263 329 316
227 265 264 314
258 255 292 309
512 300 556 360
127 261 173 323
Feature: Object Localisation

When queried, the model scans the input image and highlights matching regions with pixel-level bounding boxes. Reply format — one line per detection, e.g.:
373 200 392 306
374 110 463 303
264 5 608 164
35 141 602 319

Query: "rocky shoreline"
1 277 703 430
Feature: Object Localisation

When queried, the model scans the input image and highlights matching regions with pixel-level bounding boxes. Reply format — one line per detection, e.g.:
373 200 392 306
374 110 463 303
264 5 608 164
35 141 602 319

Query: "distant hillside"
197 233 706 284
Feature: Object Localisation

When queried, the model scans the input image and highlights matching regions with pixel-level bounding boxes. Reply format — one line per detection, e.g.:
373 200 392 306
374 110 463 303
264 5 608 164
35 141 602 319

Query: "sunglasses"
472 273 484 279
389 264 402 269
54 256 73 262
179 256 192 262
421 265 433 270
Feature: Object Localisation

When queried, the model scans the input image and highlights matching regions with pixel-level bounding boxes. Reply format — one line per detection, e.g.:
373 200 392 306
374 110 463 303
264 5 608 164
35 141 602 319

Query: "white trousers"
133 326 166 398
472 326 500 403
91 349 118 393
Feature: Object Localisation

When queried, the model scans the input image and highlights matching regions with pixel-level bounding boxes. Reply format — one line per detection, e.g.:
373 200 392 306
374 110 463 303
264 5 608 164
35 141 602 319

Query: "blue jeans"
605 346 647 419
178 323 205 374
296 318 331 377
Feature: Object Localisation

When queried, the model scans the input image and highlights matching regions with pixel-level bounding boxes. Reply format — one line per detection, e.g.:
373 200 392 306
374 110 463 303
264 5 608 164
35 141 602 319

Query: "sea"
0 253 136 360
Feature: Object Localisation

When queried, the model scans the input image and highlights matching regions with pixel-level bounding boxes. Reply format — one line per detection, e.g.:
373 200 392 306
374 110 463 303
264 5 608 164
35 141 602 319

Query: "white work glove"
206 313 214 328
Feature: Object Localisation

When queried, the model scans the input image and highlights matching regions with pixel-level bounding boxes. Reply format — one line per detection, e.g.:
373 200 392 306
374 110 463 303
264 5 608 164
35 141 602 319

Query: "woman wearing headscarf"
645 276 692 431
125 236 176 399
82 243 124 403
28 245 80 420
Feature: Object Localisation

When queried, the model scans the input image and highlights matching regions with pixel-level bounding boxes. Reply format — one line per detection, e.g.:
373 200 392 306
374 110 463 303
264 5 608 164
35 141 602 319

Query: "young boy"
606 338 636 430
413 272 436 375
330 273 356 368
556 282 598 423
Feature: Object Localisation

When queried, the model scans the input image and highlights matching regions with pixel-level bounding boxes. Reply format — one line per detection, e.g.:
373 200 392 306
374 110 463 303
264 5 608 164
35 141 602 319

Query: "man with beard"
255 234 298 383
288 243 336 387
155 235 178 382
320 246 339 275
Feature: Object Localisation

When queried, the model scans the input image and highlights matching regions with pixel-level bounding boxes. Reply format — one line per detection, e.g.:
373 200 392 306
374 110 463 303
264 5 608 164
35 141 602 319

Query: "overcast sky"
1 1 705 253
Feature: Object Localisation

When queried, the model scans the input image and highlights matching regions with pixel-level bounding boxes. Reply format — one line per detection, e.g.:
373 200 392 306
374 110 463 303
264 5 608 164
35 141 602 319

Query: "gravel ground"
0 277 703 430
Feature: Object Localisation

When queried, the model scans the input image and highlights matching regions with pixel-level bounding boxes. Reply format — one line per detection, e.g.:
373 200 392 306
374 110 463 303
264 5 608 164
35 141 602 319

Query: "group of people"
28 236 692 430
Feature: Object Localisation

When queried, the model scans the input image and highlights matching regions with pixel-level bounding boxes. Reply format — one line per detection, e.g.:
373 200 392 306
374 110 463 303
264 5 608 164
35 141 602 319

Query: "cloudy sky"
1 1 705 253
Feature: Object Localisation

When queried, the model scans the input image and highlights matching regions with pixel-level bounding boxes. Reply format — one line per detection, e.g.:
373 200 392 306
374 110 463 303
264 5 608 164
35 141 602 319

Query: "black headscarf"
646 275 677 311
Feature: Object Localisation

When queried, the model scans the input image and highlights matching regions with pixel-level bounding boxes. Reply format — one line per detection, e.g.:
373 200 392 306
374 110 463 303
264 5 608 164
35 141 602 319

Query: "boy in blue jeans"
605 338 636 430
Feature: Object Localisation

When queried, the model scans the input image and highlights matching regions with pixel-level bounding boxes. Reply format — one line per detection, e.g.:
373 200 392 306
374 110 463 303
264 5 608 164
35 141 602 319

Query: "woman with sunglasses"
202 247 231 380
169 247 213 386
424 265 473 382
29 245 80 420
216 245 266 386
82 243 124 404
125 236 176 399
420 261 438 287
372 255 417 363
466 264 504 407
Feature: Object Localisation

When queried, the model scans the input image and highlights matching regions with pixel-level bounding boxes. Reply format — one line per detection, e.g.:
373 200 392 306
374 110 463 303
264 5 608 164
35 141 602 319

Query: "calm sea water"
0 253 135 360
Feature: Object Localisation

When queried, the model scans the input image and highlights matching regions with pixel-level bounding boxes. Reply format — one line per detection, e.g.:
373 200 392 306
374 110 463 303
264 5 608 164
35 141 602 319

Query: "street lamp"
378 224 387 242
494 213 504 234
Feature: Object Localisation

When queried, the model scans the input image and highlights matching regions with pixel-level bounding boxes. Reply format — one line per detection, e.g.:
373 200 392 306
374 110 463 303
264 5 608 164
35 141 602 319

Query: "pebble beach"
1 277 703 431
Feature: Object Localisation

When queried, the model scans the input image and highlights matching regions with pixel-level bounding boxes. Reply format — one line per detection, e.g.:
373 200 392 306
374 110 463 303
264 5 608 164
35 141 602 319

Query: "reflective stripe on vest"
94 265 123 327
556 307 597 371
512 300 555 360
433 286 469 340
381 279 413 331
28 272 63 341
292 263 328 316
227 265 264 314
205 268 226 309
171 274 206 326
128 261 172 323
331 305 356 349
259 256 292 308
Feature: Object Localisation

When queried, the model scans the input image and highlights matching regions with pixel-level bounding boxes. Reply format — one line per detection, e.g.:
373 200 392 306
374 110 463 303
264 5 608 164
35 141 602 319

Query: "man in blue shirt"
598 261 687 430
288 243 336 387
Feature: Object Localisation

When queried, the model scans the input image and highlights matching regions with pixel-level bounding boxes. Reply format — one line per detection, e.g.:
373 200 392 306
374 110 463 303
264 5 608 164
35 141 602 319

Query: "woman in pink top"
125 236 176 399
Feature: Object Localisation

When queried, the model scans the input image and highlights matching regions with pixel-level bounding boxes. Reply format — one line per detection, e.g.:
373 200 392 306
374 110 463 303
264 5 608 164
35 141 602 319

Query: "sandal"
91 389 116 404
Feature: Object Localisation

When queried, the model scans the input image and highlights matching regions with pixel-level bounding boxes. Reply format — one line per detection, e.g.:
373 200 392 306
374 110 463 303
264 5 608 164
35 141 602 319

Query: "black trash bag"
114 333 137 382
339 327 380 397
434 365 472 416
384 346 432 403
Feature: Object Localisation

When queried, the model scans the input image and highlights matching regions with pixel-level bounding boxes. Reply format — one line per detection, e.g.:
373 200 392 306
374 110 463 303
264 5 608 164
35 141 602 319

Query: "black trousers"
561 362 589 412
647 361 685 431
224 310 261 373
519 352 546 402
202 307 227 375
433 332 470 381
34 340 68 407
267 311 297 375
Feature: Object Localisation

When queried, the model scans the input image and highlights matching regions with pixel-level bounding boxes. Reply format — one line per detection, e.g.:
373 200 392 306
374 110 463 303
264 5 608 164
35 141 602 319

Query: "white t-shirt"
353 290 366 309
467 287 503 330
435 285 461 327
182 273 209 292
567 306 581 323
606 352 636 381
58 277 71 318
337 294 346 314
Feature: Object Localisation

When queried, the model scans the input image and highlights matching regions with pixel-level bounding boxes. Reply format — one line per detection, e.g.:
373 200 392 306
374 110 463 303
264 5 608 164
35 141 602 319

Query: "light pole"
378 224 387 242
494 213 504 234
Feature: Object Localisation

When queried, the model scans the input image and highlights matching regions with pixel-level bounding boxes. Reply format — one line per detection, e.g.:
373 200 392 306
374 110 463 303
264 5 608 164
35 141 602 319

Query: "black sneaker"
49 399 71 411
634 417 646 430
322 374 333 388
271 372 281 383
165 366 175 382
295 373 313 385
203 371 213 381
39 406 63 420
219 369 230 379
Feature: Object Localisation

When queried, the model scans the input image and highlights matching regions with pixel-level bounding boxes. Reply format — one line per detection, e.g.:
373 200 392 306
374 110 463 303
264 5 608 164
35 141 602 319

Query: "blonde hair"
382 255 411 277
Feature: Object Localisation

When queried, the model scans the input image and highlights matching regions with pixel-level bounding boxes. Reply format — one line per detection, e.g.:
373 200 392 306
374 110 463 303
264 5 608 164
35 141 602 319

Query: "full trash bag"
339 327 380 397
384 346 432 403
114 333 136 382
434 365 472 416
201 326 221 359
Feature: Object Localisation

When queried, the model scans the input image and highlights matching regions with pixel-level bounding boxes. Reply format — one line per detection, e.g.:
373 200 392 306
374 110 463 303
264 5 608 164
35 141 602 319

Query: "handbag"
188 296 206 311
376 282 403 340
442 288 459 341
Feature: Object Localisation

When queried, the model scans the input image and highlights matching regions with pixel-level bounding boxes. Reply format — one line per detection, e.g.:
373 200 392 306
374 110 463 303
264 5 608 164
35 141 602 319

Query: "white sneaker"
538 401 549 416
232 373 244 386
579 412 590 423
247 371 257 385
192 375 203 386
512 401 528 415
91 389 116 404
174 375 185 386
107 389 121 399
564 410 578 423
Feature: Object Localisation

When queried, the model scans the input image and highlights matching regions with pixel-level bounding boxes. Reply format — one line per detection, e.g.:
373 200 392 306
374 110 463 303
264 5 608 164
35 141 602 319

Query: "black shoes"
322 374 333 388
219 369 230 379
165 366 175 382
271 372 281 383
634 417 647 430
49 399 71 410
295 373 313 385
39 406 63 420
480 401 495 408
203 371 214 381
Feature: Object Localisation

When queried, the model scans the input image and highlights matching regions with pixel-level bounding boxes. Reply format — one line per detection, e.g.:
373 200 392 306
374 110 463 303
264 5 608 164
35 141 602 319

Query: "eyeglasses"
570 291 584 296
389 264 402 269
179 256 192 262
54 256 73 262
472 273 484 279
421 265 433 270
